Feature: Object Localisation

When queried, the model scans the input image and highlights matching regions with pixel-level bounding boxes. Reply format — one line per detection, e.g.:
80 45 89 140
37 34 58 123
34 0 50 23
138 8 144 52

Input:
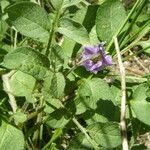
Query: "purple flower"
80 43 112 74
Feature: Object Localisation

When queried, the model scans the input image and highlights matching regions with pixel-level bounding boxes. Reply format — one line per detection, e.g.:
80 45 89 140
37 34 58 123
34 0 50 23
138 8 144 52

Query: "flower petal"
83 46 99 55
90 61 103 74
104 55 113 66
82 60 94 71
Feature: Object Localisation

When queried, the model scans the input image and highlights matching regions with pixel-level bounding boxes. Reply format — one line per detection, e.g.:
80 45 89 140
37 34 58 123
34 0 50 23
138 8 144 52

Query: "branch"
113 36 129 150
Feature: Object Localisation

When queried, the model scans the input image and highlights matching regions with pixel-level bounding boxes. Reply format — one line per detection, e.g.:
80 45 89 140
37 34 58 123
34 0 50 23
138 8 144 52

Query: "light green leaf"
6 2 51 43
87 122 121 148
96 0 126 43
131 83 150 125
57 18 90 45
1 47 50 79
10 71 36 97
13 111 27 123
0 120 24 150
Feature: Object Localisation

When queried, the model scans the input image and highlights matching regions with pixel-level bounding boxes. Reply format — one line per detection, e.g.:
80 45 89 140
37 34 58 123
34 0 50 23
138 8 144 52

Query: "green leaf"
10 71 36 97
1 47 50 79
46 108 70 128
6 2 51 43
43 72 65 98
87 122 121 148
96 0 126 43
57 18 90 45
76 78 119 123
50 45 65 70
89 25 99 45
138 39 150 54
50 0 83 10
13 111 27 123
0 20 8 40
77 78 115 110
130 83 150 125
63 0 83 8
0 120 24 150
67 133 93 150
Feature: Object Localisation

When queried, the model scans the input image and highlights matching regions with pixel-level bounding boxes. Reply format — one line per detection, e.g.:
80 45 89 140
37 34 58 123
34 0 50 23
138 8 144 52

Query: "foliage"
0 0 150 149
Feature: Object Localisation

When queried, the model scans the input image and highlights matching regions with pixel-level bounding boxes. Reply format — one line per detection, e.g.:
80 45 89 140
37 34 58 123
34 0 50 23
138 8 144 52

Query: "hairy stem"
2 71 17 113
113 36 129 150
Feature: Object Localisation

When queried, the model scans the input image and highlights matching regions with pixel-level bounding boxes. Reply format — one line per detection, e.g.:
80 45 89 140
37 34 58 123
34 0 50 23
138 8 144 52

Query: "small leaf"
6 2 51 43
0 120 24 150
87 122 121 148
57 18 90 45
10 71 36 97
96 0 126 43
1 47 50 79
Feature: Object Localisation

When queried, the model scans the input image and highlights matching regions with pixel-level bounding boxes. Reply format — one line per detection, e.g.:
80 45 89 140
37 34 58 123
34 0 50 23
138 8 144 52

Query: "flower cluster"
80 43 112 74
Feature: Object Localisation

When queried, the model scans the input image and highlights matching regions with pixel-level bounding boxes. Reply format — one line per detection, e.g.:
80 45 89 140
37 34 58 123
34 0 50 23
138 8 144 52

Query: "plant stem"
123 45 150 61
120 19 150 49
72 117 99 149
14 29 17 49
32 97 44 147
119 0 147 45
45 2 63 56
113 36 129 150
2 71 17 113
119 27 150 55
106 0 142 52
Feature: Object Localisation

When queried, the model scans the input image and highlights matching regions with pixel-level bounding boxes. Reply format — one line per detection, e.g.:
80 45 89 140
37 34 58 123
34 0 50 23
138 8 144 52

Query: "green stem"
45 3 62 56
119 0 147 46
72 117 99 149
42 128 62 150
120 19 150 49
119 27 150 55
123 45 150 61
106 0 142 52
32 97 44 147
